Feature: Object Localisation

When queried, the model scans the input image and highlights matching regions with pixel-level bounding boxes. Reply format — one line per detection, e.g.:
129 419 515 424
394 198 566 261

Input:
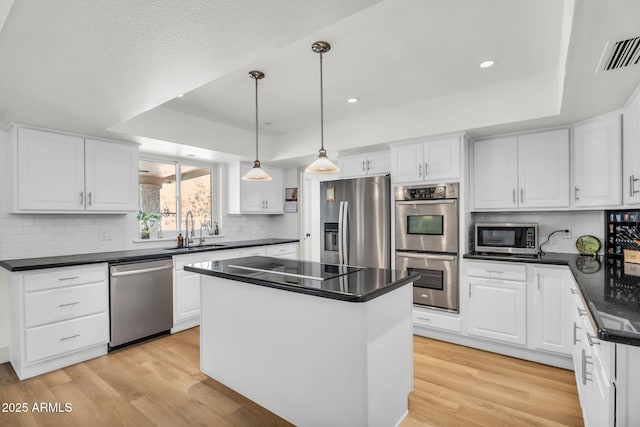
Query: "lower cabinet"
8 264 109 380
172 249 241 333
172 243 299 332
467 276 527 346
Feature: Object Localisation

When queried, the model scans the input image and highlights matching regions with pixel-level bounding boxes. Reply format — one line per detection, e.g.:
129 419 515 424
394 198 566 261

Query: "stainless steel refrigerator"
320 175 391 268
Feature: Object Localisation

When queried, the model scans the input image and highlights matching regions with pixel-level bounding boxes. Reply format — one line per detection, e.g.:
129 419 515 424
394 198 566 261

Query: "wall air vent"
599 37 640 72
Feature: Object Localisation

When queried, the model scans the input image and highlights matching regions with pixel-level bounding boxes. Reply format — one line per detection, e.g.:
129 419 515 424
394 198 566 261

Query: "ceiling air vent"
599 37 640 72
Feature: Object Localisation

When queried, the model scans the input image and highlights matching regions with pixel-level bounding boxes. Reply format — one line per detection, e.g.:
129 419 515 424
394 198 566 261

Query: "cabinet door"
263 166 284 213
623 95 640 205
472 136 518 210
85 139 138 211
390 142 424 183
16 127 85 211
531 266 571 355
590 355 615 427
518 130 570 208
240 163 266 212
339 156 368 178
467 277 526 345
573 114 622 207
423 136 460 181
174 269 201 322
365 152 391 176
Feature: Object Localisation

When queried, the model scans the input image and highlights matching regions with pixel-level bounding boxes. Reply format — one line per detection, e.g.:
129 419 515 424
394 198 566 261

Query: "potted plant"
137 210 161 239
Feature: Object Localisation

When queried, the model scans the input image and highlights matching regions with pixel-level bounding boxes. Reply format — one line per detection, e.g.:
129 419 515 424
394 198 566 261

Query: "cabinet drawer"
266 244 297 257
241 247 267 257
467 261 526 281
25 313 108 363
24 265 106 292
24 282 106 327
413 309 461 333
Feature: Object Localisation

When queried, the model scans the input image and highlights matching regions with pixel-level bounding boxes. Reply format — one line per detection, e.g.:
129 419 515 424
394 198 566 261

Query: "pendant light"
305 41 340 174
242 70 272 181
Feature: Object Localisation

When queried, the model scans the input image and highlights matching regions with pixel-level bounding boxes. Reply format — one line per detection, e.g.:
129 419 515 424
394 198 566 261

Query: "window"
138 159 214 237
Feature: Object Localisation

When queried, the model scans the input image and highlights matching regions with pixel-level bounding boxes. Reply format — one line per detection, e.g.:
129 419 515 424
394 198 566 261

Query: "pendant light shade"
305 41 340 174
242 70 272 181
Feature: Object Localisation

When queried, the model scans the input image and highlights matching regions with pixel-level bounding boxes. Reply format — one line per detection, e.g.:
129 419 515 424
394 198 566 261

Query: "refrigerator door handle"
338 201 344 264
342 201 349 265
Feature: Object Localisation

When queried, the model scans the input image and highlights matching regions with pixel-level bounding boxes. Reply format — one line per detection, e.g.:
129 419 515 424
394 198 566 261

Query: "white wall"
473 210 605 254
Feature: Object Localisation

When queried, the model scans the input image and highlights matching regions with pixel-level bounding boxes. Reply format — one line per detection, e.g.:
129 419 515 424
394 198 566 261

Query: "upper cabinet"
472 129 570 210
573 113 622 208
338 151 390 178
226 161 284 214
390 135 461 184
623 92 640 205
8 126 138 213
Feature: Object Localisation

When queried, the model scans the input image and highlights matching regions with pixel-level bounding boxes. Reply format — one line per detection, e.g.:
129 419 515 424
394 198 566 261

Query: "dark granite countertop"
464 251 640 346
184 256 419 302
0 238 299 271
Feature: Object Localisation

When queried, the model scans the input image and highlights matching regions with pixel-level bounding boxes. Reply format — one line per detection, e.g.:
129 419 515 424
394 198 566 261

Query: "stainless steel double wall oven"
395 183 459 312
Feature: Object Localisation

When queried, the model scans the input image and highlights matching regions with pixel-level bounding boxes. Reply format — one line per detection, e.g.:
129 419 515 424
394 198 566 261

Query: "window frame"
138 155 219 238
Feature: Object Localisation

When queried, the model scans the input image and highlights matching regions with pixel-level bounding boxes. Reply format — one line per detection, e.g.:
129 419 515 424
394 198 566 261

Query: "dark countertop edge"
463 252 640 347
185 265 419 303
0 239 300 272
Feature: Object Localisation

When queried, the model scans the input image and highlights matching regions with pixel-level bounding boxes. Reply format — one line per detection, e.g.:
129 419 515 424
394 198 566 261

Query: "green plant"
137 210 161 234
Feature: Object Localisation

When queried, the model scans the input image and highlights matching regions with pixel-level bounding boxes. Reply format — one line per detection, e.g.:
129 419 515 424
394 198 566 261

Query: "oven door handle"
396 199 456 205
396 251 456 261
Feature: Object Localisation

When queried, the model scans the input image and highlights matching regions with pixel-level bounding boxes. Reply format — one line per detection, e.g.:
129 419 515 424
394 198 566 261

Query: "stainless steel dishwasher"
109 258 173 349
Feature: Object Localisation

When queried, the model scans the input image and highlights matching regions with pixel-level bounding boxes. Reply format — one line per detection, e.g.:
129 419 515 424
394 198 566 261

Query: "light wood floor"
0 329 583 426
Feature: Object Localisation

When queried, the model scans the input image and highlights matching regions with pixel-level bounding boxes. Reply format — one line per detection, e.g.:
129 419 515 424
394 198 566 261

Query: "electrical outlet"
562 227 572 239
99 227 113 241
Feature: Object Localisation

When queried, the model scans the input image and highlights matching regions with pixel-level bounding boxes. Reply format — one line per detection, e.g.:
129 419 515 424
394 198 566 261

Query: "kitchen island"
184 256 418 427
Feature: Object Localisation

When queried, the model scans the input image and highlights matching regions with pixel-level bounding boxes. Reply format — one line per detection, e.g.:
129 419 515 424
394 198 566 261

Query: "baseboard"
0 345 8 364
413 326 574 370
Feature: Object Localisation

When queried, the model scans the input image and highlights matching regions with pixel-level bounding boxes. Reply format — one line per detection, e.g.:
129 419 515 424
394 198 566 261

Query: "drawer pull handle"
586 332 600 346
570 288 579 295
416 317 431 321
59 334 80 341
59 301 80 308
58 276 80 281
573 322 581 345
576 306 586 317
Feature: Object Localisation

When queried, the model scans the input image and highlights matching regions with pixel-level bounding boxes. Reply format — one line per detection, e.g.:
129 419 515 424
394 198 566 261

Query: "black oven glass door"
408 267 444 291
407 215 443 235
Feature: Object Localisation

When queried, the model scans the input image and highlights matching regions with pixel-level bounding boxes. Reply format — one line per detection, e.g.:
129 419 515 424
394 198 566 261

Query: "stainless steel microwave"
475 223 538 255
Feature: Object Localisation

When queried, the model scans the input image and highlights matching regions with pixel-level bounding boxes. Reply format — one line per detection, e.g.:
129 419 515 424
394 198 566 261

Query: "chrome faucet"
185 210 195 247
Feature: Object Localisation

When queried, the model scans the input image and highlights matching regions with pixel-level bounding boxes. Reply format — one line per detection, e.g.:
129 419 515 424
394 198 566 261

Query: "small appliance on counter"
474 223 538 255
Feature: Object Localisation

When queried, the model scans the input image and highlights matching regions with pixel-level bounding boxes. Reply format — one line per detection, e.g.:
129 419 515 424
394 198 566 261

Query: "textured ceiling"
1 0 640 165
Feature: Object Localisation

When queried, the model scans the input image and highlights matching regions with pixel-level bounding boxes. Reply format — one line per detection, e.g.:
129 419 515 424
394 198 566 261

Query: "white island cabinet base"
200 275 413 427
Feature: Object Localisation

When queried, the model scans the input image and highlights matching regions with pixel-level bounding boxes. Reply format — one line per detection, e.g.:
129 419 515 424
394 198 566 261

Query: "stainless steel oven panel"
396 251 458 312
395 199 458 253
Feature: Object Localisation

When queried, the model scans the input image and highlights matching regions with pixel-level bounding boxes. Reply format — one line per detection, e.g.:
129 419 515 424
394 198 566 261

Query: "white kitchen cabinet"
390 135 461 183
172 249 241 333
8 125 138 213
467 276 527 345
530 266 572 355
226 161 284 214
573 113 622 208
8 264 109 380
472 136 518 209
241 246 267 257
623 92 640 205
339 151 390 178
472 129 570 210
266 242 298 259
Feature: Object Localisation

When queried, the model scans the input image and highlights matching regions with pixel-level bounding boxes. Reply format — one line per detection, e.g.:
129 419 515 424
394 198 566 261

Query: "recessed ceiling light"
479 60 495 68
347 97 359 103
176 94 184 98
